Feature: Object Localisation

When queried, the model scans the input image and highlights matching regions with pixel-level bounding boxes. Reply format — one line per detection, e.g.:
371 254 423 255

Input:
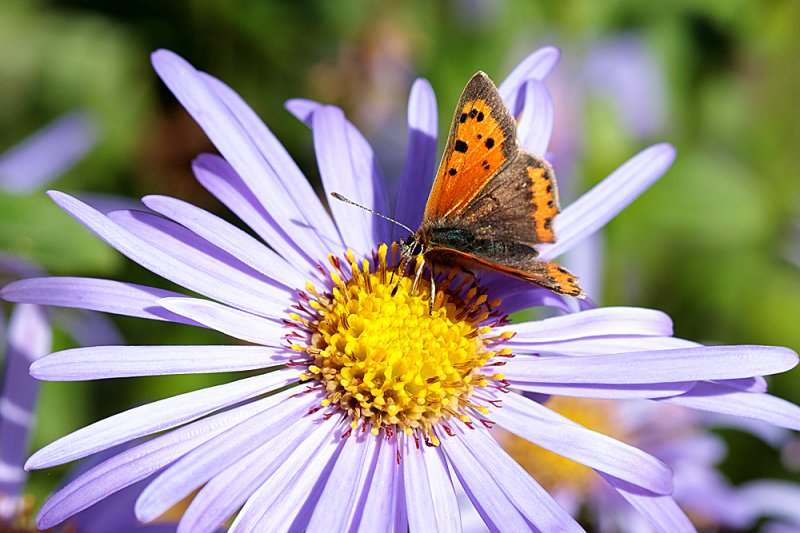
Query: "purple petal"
506 335 699 356
48 192 292 319
306 432 380 532
498 47 560 115
661 382 800 431
503 345 798 385
135 391 319 523
392 78 438 236
601 473 695 533
229 417 346 531
199 72 342 252
0 112 97 193
0 304 50 498
444 436 532 531
26 369 298 469
492 393 672 494
192 154 324 280
700 412 791 447
177 412 326 533
71 192 150 215
284 98 318 123
108 208 292 308
1 277 197 325
449 426 582 531
714 376 768 392
516 80 554 156
737 480 800 526
311 105 391 251
562 231 605 302
35 392 289 529
538 143 677 261
494 287 573 315
510 381 695 399
30 345 292 381
150 50 337 263
178 444 276 533
158 297 285 346
287 98 393 248
349 435 404 532
497 306 673 344
402 434 460 533
142 195 308 290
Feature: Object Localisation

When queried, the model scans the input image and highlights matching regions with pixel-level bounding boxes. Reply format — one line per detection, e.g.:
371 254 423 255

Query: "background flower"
478 398 800 532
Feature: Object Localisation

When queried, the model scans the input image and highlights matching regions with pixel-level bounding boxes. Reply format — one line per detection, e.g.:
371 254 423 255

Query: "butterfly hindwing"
426 247 584 298
424 72 518 221
454 152 559 247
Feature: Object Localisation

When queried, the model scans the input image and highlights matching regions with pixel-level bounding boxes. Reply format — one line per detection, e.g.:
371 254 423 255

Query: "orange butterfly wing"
424 72 518 221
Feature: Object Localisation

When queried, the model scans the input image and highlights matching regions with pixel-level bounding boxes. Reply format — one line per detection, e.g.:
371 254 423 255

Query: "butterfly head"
401 231 426 259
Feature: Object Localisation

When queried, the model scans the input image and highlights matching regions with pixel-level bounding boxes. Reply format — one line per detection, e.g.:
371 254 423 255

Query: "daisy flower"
484 396 800 532
2 47 799 532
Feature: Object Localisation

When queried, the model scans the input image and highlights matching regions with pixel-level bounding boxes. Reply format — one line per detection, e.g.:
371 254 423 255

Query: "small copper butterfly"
334 72 585 304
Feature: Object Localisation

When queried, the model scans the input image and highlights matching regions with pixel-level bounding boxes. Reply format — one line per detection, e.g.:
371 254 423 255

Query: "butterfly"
334 71 584 306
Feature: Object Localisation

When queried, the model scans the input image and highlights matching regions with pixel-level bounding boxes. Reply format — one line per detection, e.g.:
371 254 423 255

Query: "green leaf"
0 192 119 275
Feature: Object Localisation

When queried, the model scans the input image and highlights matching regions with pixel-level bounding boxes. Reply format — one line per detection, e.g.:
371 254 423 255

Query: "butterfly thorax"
419 222 540 262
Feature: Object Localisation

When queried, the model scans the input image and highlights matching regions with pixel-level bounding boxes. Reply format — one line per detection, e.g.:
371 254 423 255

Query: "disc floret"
289 244 511 445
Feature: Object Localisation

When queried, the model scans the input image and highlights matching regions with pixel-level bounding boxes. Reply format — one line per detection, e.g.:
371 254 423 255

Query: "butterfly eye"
402 236 423 257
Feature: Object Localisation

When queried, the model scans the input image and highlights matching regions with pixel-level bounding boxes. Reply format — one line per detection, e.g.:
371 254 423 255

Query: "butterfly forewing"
424 72 518 221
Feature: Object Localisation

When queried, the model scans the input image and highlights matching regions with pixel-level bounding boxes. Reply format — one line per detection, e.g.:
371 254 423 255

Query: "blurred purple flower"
0 303 50 524
474 397 800 532
583 35 668 140
0 47 798 532
0 116 128 530
0 112 97 194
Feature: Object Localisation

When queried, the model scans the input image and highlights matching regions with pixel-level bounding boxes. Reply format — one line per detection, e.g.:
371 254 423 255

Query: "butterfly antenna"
330 192 415 234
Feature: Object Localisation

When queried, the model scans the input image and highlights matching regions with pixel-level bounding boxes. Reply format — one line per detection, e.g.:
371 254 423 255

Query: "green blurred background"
1 0 799 518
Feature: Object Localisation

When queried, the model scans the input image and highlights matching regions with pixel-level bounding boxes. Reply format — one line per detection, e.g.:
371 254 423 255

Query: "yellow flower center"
289 243 511 445
497 397 627 496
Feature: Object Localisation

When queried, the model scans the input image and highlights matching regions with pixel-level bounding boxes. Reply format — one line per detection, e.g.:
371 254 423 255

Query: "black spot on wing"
454 140 468 153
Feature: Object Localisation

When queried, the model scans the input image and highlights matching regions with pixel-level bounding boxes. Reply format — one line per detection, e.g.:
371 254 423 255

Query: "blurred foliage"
2 0 800 520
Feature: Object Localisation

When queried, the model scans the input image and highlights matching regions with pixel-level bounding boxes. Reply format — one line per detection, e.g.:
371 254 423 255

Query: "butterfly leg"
428 262 436 314
411 254 426 295
390 255 405 296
